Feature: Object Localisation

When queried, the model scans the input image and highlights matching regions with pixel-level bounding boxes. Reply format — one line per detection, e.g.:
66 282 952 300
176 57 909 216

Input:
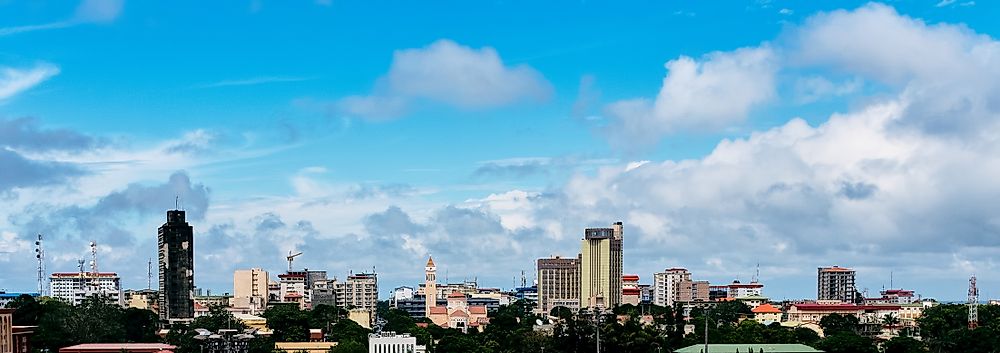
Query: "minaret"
425 256 437 317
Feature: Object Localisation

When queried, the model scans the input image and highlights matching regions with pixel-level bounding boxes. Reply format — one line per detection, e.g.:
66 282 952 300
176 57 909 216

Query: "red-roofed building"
427 291 489 333
752 303 782 324
622 275 641 306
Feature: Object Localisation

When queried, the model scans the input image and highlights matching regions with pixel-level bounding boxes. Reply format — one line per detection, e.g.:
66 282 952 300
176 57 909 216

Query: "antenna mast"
34 234 45 295
969 275 979 329
147 258 153 290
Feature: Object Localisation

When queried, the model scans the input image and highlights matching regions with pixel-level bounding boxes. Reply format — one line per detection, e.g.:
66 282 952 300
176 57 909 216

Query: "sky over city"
1 0 999 301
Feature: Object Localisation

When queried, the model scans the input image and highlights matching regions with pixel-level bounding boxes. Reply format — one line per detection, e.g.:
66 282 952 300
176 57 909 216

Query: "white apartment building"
368 332 425 353
49 272 123 306
653 268 691 307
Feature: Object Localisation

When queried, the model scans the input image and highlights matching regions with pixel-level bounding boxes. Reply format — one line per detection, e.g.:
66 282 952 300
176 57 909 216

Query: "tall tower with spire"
425 256 437 317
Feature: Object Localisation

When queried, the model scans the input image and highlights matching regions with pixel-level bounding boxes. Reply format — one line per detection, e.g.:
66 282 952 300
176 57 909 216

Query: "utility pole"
704 306 710 353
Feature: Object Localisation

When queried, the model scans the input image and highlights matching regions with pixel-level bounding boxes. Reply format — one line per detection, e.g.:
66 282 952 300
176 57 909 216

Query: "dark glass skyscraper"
158 210 194 321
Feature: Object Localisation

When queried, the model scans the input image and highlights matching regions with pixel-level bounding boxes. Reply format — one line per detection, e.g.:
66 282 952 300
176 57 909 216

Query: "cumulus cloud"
791 2 1000 137
334 39 552 119
603 46 778 149
0 64 61 101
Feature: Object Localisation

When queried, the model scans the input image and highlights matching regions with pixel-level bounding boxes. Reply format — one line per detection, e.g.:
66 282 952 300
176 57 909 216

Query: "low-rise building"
368 332 425 353
752 303 782 325
622 275 641 306
676 344 822 353
124 289 158 312
274 342 337 353
58 343 176 353
428 292 489 333
0 293 38 309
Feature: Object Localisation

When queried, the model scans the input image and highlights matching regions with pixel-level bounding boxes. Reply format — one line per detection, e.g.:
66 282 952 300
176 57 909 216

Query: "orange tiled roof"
448 291 466 299
450 310 469 318
469 306 487 315
752 303 781 314
429 306 448 315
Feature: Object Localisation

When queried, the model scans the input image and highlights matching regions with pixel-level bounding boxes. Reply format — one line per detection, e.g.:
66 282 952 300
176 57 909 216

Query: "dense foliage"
4 294 159 352
7 294 1000 353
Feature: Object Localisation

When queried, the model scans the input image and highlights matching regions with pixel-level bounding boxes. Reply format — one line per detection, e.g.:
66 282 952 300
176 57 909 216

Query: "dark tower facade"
158 210 194 321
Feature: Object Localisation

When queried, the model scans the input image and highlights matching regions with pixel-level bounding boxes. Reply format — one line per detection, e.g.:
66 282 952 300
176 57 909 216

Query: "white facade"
392 286 414 304
368 332 425 353
653 268 690 307
49 272 123 306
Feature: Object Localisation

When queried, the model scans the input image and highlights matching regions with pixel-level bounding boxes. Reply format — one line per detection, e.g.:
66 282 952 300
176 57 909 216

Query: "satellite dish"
536 319 544 326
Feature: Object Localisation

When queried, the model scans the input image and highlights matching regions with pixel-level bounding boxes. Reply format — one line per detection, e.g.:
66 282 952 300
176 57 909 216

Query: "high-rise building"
158 209 195 321
49 272 122 306
653 268 691 307
233 268 269 314
536 256 580 314
579 222 623 310
336 272 378 312
817 266 857 303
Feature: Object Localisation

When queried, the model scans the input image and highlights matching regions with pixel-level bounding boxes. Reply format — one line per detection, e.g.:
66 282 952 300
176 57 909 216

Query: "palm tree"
881 313 901 337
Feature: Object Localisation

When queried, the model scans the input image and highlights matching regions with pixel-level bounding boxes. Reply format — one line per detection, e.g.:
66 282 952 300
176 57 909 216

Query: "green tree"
883 336 926 353
814 332 877 353
123 307 160 342
819 313 859 336
328 339 366 353
263 304 310 342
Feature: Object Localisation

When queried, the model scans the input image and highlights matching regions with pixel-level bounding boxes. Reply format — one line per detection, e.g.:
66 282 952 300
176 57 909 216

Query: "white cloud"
74 0 124 23
0 64 61 101
0 0 123 37
335 39 552 119
603 46 777 149
198 76 315 88
791 2 1000 136
935 0 956 7
793 76 863 103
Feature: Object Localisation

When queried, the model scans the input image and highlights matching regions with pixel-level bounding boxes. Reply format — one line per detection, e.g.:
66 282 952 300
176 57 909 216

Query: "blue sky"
2 0 1000 302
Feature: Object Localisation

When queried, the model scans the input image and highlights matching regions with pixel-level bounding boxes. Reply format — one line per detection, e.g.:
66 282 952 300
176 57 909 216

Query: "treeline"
4 295 160 352
7 294 1000 353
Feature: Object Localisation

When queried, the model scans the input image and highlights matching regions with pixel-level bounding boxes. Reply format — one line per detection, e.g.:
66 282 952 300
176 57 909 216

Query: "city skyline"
2 1 1000 302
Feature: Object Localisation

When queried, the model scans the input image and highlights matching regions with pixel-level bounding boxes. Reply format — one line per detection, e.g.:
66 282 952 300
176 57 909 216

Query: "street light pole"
704 306 709 353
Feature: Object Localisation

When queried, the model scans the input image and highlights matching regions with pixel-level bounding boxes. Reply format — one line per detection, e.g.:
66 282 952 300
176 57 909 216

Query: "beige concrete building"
233 268 269 314
536 255 580 314
336 273 378 312
677 280 709 303
579 222 623 310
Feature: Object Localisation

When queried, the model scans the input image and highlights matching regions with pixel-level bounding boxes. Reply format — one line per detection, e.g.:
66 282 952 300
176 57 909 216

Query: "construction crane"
969 275 979 330
287 251 303 272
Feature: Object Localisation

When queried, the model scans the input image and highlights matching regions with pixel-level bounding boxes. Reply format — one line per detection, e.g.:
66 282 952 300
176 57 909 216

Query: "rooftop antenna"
520 270 527 288
175 195 179 210
34 234 45 296
90 241 99 275
890 271 894 289
752 262 760 283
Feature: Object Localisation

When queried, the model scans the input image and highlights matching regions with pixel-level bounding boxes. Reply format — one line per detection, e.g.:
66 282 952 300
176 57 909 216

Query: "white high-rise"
49 272 123 306
652 268 691 307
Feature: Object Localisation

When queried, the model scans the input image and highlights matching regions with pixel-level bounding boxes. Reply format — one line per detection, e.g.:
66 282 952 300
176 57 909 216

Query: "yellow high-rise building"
579 222 623 310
